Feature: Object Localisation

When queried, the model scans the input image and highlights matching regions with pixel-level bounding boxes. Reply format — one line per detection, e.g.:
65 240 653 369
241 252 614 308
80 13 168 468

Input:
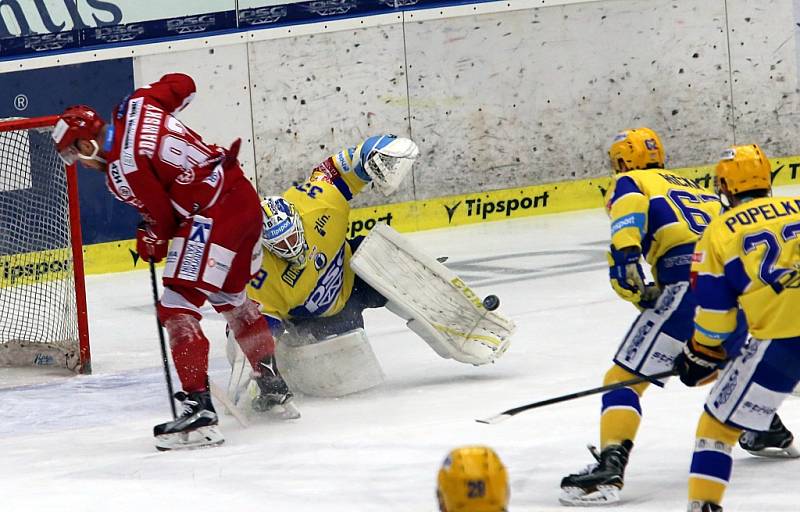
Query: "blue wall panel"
0 59 140 245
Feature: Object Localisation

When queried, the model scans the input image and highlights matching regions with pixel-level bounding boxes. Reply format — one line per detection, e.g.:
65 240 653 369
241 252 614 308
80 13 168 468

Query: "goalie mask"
52 105 106 166
357 134 419 196
261 196 307 268
437 446 509 512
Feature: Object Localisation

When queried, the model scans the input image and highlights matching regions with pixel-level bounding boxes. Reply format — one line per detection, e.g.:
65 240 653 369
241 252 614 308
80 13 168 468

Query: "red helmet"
52 105 106 164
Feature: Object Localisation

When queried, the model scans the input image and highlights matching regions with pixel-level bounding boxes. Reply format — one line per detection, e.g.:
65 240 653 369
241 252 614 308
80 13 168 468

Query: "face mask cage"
58 145 80 165
263 210 307 267
57 140 105 166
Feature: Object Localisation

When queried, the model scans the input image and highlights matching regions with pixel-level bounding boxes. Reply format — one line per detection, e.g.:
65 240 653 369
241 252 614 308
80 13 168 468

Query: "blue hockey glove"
607 246 648 304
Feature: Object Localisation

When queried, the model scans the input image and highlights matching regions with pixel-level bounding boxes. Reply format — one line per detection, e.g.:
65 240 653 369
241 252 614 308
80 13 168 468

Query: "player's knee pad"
276 328 384 397
697 411 741 445
604 364 650 396
157 286 206 324
221 299 262 336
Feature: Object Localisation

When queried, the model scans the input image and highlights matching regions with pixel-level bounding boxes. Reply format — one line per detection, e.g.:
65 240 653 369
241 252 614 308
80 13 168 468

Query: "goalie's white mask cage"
0 116 91 373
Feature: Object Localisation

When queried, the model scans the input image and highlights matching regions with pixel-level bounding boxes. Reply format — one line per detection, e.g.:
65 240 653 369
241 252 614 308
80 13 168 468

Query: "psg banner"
0 0 517 60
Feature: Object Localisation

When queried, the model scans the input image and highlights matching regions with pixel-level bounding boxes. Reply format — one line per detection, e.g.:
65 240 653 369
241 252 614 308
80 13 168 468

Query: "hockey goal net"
0 116 91 374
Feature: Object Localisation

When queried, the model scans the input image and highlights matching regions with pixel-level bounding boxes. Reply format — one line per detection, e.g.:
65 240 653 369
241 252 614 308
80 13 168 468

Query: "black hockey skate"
739 414 800 458
153 390 224 451
252 356 300 420
687 501 722 512
559 440 633 506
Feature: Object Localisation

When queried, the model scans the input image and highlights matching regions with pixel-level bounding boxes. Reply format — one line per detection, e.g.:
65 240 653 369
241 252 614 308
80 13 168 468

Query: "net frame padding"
0 116 91 373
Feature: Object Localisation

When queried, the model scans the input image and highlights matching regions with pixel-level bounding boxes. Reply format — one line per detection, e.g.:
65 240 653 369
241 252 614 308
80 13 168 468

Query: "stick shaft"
149 259 177 419
502 369 676 417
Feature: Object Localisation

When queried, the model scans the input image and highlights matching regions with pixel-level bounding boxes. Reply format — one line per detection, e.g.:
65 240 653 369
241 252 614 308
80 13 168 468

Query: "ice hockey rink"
3 193 800 512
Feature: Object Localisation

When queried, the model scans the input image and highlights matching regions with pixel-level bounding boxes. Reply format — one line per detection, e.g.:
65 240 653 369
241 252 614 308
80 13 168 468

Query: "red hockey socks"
164 314 210 393
222 300 275 369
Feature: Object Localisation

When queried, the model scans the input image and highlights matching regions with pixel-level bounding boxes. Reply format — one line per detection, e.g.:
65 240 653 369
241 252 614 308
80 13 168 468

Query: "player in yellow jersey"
437 446 509 512
560 128 731 505
226 135 514 411
676 145 800 512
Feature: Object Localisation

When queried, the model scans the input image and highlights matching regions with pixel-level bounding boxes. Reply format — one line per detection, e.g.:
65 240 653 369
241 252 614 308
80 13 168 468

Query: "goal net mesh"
0 121 82 371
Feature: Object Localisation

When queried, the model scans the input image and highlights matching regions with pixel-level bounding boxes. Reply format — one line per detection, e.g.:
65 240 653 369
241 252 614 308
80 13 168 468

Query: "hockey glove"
136 224 169 263
608 246 649 304
674 338 726 387
203 138 242 171
636 284 662 310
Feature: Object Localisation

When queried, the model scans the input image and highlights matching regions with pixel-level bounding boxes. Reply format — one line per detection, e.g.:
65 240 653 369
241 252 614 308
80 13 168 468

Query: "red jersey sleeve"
136 73 197 114
125 154 178 239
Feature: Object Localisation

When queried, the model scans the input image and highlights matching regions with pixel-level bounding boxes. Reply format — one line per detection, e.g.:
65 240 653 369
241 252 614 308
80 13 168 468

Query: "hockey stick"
476 369 677 425
209 379 250 428
149 258 177 419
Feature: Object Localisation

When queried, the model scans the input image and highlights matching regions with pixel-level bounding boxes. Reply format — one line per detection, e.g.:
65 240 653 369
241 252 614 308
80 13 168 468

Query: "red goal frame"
0 115 91 374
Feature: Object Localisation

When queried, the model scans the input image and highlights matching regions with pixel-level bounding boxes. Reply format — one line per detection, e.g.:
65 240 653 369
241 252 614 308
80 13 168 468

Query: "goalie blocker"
350 223 514 365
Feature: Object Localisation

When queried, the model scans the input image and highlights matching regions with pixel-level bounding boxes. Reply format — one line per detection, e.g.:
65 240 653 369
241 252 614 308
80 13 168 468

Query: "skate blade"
559 485 620 507
746 443 800 459
155 425 225 451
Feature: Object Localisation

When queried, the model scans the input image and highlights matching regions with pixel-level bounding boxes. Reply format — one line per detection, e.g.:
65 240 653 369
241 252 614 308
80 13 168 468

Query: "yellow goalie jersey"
247 144 372 322
606 169 720 276
692 196 800 346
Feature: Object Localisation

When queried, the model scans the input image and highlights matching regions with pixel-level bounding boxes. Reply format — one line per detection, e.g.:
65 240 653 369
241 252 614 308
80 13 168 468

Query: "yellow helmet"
437 446 509 512
608 127 665 173
715 144 771 195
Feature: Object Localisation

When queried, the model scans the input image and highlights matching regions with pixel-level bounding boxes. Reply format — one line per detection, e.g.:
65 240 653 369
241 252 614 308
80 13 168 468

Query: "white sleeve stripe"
697 271 724 278
202 167 226 212
171 199 190 217
121 97 144 175
697 307 733 314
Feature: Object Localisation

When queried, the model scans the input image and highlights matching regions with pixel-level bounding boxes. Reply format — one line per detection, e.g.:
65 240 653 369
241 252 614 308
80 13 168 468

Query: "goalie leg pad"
276 328 385 397
350 223 515 365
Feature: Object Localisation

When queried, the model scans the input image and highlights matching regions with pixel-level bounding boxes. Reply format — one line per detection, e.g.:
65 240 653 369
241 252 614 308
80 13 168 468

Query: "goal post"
0 115 91 374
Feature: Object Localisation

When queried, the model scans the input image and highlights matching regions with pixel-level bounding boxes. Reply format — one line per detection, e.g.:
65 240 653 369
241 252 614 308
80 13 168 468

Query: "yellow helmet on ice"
437 446 509 512
608 127 665 173
714 144 772 196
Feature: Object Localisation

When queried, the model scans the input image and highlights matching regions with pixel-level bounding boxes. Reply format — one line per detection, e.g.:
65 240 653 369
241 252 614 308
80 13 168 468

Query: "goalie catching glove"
358 135 419 196
674 338 726 387
607 245 659 309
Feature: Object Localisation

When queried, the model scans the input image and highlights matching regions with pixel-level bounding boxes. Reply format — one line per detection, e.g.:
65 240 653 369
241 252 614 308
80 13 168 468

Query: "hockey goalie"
226 135 515 411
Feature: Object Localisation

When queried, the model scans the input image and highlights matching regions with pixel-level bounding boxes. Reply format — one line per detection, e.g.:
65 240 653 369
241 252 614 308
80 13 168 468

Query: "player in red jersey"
53 73 294 450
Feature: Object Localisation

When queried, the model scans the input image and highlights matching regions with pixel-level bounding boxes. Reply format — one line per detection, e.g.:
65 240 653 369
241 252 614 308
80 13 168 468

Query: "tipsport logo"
443 192 550 224
349 212 393 238
2 257 72 286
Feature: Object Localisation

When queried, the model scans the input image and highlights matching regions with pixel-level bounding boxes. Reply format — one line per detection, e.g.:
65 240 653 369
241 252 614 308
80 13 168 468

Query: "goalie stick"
477 369 676 424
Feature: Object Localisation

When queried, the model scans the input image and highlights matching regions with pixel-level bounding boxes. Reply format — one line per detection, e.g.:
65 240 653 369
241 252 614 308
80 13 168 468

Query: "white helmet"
260 196 307 268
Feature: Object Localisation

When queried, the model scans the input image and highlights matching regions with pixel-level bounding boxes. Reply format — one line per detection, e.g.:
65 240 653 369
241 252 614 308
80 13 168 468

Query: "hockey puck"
482 294 500 311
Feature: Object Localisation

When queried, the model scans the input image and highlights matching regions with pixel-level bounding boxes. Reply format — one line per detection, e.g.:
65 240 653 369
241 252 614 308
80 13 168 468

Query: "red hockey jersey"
103 73 244 240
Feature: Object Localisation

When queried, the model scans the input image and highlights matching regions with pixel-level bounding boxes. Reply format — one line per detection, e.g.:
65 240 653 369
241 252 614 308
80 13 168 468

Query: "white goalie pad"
364 137 419 196
276 328 385 397
350 222 515 365
226 327 384 400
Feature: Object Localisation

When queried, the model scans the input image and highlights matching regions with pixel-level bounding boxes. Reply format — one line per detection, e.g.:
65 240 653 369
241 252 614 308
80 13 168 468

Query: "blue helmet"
261 196 307 268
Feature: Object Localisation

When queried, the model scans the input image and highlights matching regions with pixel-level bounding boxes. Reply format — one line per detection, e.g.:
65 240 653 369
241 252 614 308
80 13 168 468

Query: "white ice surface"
3 200 800 512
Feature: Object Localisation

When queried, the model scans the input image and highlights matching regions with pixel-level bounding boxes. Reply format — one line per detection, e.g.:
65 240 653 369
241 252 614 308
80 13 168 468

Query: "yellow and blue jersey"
692 196 800 346
605 169 720 283
247 141 373 322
